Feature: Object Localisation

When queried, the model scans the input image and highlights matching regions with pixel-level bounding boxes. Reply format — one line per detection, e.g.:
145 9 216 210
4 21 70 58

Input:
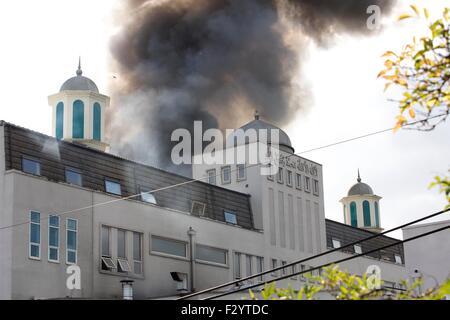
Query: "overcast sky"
0 0 448 239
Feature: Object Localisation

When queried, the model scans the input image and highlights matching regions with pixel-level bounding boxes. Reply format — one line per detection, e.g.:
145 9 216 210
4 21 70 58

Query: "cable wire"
178 207 450 300
204 224 450 300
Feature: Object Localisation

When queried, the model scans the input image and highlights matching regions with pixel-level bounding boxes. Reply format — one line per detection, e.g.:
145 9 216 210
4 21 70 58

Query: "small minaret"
340 170 383 233
48 58 110 152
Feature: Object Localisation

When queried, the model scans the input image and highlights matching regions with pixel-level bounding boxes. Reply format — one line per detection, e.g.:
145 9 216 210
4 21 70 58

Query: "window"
48 215 60 262
245 255 253 282
237 164 246 181
141 189 157 205
354 244 362 254
296 173 302 190
304 176 311 193
191 201 206 216
151 236 187 258
350 202 358 227
224 211 237 225
286 170 293 187
332 238 341 248
117 229 130 273
375 201 380 227
281 261 287 275
56 102 64 140
313 179 319 196
271 259 278 277
221 166 231 184
93 102 101 141
22 157 41 176
277 168 284 184
207 169 216 185
29 211 41 259
66 219 77 264
105 179 121 196
196 244 227 265
394 254 403 264
343 205 347 224
300 264 307 279
256 256 264 282
101 226 115 271
65 168 82 186
72 100 84 139
291 264 297 280
363 201 371 227
133 232 143 274
234 252 241 280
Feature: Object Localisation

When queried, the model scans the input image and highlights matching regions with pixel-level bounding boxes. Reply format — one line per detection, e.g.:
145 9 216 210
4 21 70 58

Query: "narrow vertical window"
281 261 287 275
72 100 84 139
133 232 143 275
117 229 131 273
237 164 246 181
29 211 41 259
66 219 77 264
296 173 302 189
286 170 293 187
304 176 311 192
221 166 231 184
256 256 264 282
207 169 216 185
234 252 241 280
93 103 101 141
48 215 60 262
101 226 116 271
375 201 380 227
277 168 284 183
246 255 253 279
363 201 371 227
56 102 64 140
271 259 278 277
350 202 357 227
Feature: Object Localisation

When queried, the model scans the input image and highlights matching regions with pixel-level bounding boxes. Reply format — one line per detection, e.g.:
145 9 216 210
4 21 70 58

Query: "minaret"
340 170 383 233
48 58 110 152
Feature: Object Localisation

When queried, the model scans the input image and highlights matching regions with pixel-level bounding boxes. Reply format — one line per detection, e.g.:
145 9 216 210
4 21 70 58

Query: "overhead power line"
178 207 450 300
204 224 450 300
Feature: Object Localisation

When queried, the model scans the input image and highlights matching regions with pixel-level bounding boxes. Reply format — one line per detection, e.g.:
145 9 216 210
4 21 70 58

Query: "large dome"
229 112 294 153
60 61 99 93
348 172 374 196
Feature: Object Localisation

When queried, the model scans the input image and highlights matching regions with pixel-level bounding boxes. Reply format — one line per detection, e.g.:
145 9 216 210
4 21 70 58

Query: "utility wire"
178 207 450 300
204 224 450 300
0 113 446 232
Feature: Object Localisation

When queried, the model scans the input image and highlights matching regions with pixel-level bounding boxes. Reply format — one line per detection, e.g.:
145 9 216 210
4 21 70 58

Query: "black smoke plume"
108 0 395 176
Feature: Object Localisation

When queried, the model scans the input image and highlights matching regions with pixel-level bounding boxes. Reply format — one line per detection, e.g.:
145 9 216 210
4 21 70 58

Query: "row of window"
233 252 264 282
270 259 320 280
22 156 157 204
56 101 101 141
206 164 246 186
268 168 319 196
190 201 238 225
330 238 403 264
346 201 380 228
29 211 78 264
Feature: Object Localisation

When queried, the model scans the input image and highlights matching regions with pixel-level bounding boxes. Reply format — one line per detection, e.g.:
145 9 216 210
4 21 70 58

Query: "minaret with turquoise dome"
48 58 110 151
340 170 383 233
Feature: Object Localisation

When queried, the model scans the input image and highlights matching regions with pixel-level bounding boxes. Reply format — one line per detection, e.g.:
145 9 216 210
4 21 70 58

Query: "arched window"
363 200 371 227
350 202 357 227
56 102 64 140
73 100 84 139
93 103 101 141
375 201 380 227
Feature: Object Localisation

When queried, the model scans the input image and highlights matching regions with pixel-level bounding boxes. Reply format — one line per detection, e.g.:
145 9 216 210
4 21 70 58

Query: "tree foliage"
248 265 450 300
379 5 450 206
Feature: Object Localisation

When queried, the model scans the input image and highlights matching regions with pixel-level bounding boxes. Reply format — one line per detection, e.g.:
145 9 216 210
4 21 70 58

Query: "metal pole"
187 227 197 293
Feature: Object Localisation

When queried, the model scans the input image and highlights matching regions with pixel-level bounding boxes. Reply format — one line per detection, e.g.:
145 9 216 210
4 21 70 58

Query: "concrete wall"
403 220 450 290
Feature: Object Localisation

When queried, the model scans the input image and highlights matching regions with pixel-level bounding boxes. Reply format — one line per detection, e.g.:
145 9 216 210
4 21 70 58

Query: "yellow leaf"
424 8 429 19
398 13 413 21
410 5 420 16
384 60 393 68
381 51 396 58
384 82 392 92
409 108 416 118
377 70 386 78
